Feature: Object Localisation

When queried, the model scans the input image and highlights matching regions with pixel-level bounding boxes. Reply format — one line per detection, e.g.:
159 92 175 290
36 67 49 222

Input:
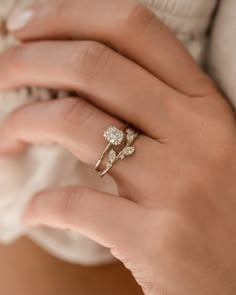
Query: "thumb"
23 186 145 250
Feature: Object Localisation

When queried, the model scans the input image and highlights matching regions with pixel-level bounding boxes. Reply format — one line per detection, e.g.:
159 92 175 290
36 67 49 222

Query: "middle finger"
0 40 183 138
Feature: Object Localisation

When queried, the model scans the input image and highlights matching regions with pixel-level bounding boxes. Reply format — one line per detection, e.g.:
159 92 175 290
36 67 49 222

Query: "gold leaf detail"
106 162 112 169
109 149 117 163
124 146 135 156
126 134 134 144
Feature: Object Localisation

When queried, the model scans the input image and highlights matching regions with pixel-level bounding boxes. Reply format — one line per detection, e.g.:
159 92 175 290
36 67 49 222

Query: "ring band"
95 125 139 177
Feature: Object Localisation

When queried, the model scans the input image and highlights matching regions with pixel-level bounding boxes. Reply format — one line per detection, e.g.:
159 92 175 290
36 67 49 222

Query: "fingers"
0 41 180 137
7 0 215 96
0 97 158 181
24 186 145 250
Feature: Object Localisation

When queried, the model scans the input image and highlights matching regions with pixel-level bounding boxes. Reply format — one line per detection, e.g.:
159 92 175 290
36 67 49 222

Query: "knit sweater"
0 0 217 265
208 0 236 110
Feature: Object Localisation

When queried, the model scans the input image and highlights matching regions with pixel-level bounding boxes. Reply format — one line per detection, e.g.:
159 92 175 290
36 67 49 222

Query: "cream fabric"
208 0 236 109
0 0 217 265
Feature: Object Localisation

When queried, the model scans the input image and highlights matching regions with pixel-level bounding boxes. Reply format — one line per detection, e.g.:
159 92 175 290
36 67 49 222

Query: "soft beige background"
0 237 143 294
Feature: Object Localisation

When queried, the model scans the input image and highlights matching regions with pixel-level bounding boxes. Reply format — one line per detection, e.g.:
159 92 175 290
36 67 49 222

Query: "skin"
0 0 236 294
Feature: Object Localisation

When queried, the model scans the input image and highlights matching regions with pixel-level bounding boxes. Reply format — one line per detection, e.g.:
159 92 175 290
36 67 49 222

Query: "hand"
1 0 236 294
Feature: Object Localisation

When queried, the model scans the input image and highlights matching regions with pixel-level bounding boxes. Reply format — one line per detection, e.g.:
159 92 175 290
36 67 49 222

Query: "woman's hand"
1 0 236 294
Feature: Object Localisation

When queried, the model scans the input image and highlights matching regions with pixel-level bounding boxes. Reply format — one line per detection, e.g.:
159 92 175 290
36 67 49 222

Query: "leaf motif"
109 149 116 163
126 134 134 144
106 162 112 169
124 146 135 156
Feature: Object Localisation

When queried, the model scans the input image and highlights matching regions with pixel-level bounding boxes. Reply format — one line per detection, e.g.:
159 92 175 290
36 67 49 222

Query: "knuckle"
59 188 84 226
117 2 157 37
60 97 95 131
69 41 112 83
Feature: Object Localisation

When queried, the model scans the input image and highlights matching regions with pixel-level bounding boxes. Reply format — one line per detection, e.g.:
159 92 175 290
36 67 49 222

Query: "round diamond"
104 126 124 145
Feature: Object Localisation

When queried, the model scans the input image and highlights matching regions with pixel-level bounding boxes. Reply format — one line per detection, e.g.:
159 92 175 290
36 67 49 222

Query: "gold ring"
95 125 139 177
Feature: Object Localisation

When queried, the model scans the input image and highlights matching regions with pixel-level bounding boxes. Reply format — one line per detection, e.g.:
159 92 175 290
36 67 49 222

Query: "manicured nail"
7 9 33 32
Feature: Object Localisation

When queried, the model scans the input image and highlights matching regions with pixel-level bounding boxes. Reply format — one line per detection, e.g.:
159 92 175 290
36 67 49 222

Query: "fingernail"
7 9 33 32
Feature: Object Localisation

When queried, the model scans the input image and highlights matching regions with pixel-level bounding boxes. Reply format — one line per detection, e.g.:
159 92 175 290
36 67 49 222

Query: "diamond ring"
95 125 139 177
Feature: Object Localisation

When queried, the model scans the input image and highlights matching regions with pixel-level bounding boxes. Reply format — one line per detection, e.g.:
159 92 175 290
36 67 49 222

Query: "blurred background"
0 237 143 294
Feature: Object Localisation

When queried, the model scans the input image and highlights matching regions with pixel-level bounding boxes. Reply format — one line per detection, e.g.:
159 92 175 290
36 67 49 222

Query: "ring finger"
0 96 161 183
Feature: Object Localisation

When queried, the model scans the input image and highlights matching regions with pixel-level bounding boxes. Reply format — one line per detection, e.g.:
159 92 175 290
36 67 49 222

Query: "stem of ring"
95 142 112 172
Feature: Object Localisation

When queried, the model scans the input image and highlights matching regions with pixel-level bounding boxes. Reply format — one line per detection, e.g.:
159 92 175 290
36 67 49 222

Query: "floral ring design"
95 125 139 177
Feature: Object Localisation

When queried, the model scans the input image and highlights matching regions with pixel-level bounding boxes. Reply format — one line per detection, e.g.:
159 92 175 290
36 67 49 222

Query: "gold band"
95 125 139 177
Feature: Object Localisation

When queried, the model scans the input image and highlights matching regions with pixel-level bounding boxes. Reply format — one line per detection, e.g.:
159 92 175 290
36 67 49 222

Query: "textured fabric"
140 0 217 63
0 0 217 265
208 0 236 109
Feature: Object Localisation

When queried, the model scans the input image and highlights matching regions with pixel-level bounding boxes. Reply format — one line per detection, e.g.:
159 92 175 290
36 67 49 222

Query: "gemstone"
126 128 134 135
104 126 124 145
